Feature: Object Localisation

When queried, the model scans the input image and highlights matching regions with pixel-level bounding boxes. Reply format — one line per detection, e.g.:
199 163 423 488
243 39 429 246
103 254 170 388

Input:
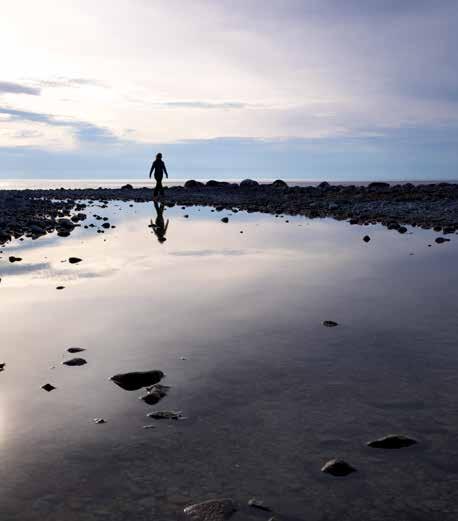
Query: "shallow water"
1 201 458 520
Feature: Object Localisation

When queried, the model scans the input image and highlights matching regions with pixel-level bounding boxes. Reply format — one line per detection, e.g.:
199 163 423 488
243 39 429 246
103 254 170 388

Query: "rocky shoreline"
1 179 458 244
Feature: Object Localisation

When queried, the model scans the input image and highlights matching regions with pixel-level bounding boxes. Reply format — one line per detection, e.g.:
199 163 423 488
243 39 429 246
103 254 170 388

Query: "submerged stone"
147 410 183 420
184 498 237 521
139 384 169 405
110 370 164 391
248 498 271 511
367 434 417 449
321 459 356 476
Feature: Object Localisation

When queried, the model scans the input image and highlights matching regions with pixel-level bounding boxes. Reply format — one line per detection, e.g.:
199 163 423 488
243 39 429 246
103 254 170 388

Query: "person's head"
156 152 162 160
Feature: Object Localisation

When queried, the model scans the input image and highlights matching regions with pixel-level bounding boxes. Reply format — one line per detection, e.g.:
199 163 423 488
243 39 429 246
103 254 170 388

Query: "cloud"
35 77 105 89
152 101 247 110
0 106 118 144
0 81 40 96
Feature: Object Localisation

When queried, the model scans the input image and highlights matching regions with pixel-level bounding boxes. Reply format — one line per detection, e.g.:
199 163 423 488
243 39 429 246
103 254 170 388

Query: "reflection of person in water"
150 200 169 243
149 152 168 199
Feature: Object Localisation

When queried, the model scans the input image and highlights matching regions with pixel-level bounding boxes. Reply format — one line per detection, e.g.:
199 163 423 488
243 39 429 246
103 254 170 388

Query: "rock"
318 181 330 189
322 320 338 327
63 357 87 366
271 179 288 188
221 217 229 223
8 256 22 262
363 235 371 242
41 383 56 392
368 182 390 190
142 424 156 429
184 180 204 188
367 434 417 449
184 214 189 218
110 370 165 391
67 347 85 353
139 384 169 405
183 498 237 521
68 257 82 264
435 237 450 244
56 286 65 290
240 179 259 188
248 498 271 511
147 410 183 420
0 362 5 372
121 184 133 190
102 222 110 229
321 459 356 476
93 418 106 424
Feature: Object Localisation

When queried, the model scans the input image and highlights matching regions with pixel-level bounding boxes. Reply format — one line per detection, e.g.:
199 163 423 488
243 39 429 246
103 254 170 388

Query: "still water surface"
0 201 458 520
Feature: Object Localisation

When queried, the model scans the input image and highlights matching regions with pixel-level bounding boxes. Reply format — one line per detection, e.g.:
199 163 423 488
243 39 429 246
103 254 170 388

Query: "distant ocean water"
0 178 457 190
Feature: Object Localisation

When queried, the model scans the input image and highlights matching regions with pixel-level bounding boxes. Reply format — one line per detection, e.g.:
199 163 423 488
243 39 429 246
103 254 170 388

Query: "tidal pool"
1 200 458 520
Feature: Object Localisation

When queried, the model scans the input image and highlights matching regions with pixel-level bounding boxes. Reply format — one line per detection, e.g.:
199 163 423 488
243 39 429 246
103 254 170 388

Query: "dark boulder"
271 179 288 188
184 180 204 188
121 184 133 190
240 179 259 188
110 370 165 391
368 182 390 190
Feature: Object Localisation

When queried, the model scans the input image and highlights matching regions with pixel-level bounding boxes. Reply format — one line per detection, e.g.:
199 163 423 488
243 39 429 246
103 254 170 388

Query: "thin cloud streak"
0 81 40 96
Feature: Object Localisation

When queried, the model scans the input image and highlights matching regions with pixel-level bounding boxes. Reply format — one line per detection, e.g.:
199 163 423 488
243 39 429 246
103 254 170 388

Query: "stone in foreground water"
110 370 165 391
321 459 356 476
63 357 87 366
323 320 338 327
367 434 417 449
183 498 236 521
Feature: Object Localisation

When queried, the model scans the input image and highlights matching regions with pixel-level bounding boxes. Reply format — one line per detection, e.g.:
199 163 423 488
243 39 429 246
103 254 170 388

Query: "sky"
1 0 458 180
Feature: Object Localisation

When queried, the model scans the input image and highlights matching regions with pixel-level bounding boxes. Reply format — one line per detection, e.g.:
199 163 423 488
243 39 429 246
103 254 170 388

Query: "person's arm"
149 161 155 178
163 162 169 178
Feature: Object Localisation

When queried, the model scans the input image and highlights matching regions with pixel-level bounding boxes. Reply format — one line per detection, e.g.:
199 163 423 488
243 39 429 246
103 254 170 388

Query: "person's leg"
153 179 159 198
157 177 164 198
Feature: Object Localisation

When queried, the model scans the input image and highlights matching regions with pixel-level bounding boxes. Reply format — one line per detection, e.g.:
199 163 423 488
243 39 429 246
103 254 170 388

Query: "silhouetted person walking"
149 152 168 199
150 200 169 243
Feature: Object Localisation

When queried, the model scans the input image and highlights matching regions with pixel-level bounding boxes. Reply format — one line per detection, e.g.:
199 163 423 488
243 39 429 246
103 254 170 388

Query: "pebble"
248 498 271 511
67 347 85 353
41 383 56 392
147 410 183 420
367 434 417 449
322 320 338 327
62 357 87 366
321 459 356 476
183 498 237 521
